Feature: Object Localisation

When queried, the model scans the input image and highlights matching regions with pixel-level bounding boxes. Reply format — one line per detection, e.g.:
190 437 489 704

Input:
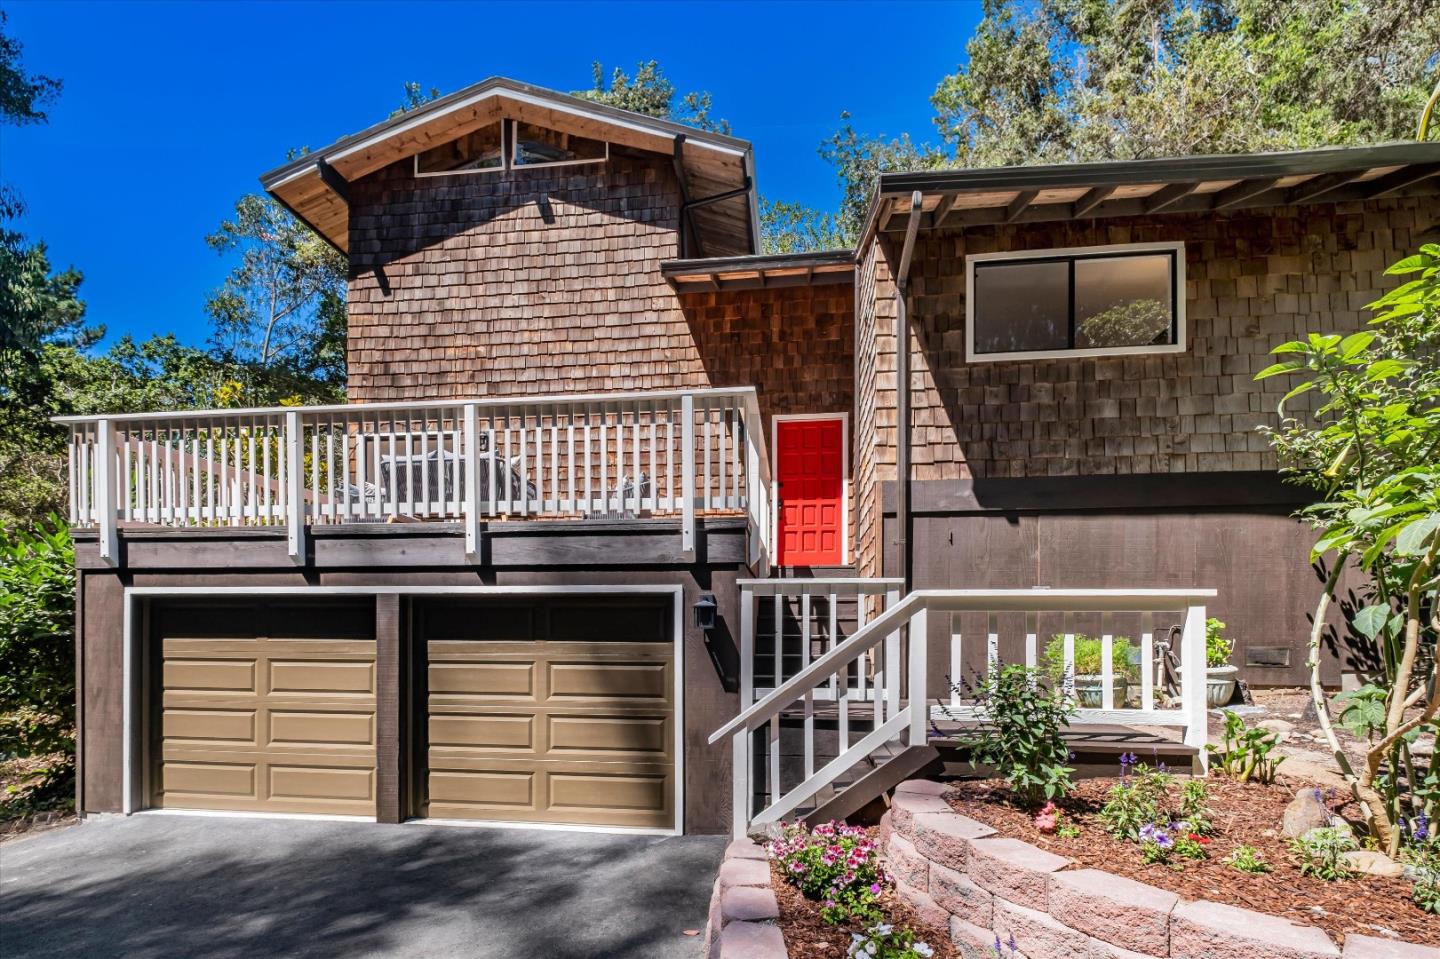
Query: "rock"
1283 788 1333 838
1259 719 1296 740
1342 850 1405 878
746 821 783 843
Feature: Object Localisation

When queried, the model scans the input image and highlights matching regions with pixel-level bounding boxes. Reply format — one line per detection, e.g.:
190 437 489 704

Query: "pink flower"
869 881 883 894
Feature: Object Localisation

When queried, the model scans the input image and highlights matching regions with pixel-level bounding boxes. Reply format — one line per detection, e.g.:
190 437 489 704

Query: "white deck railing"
57 386 772 569
711 585 1215 838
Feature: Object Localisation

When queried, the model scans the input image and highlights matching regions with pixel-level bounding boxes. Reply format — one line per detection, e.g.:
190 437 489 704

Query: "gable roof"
862 141 1440 243
260 76 759 257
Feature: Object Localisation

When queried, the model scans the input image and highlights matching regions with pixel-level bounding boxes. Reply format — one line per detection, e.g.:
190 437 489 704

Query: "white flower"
912 943 934 958
865 943 878 957
871 923 893 936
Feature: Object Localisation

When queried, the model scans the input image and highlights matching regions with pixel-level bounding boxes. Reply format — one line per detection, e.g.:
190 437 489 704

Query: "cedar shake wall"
864 197 1435 487
853 242 885 580
346 152 704 401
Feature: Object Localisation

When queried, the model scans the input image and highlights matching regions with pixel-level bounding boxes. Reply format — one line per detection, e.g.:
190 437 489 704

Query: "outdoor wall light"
693 594 718 631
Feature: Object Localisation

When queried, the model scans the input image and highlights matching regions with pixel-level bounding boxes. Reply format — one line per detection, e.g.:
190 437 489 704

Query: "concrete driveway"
0 814 726 958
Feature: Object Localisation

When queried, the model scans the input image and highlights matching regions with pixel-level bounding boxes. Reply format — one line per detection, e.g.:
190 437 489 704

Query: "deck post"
463 403 482 562
908 606 928 745
1183 603 1209 770
284 410 306 564
94 418 119 565
680 393 696 561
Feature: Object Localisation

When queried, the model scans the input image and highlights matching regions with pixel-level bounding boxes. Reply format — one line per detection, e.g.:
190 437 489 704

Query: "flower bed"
945 776 1437 948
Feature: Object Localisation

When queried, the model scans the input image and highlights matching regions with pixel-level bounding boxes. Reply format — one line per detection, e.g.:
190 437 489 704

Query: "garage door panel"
162 708 257 745
423 599 674 829
154 608 377 817
549 662 669 700
163 659 258 693
268 660 375 695
429 713 536 750
428 662 536 699
268 710 376 747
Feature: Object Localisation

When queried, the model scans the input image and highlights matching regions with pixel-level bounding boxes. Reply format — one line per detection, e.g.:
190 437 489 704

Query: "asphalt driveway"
0 814 726 958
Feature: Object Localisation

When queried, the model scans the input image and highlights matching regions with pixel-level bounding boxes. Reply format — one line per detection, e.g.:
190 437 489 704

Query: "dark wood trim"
1365 161 1440 198
73 571 85 815
1073 186 1115 218
375 594 402 823
1143 182 1197 213
315 158 350 205
1003 190 1037 223
1212 177 1281 210
880 471 1316 515
1285 170 1364 205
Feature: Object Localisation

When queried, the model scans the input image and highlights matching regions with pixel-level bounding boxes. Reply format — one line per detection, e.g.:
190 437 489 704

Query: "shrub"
954 665 1076 808
1225 843 1272 874
1205 618 1233 668
768 821 886 924
1179 780 1213 835
0 516 76 811
1100 763 1173 840
845 923 935 959
1041 634 1134 683
1289 827 1357 881
1207 710 1284 784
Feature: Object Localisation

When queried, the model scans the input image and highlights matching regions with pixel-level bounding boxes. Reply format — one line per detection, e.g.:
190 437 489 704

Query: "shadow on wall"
2 818 722 959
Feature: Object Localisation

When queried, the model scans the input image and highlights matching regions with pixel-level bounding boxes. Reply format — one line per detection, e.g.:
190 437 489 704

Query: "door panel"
776 418 846 566
152 602 377 816
421 599 674 829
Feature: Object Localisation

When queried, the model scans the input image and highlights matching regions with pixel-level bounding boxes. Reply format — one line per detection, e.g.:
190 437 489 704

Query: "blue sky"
2 0 982 348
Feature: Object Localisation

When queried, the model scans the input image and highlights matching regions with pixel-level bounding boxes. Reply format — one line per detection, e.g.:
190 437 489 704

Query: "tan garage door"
151 601 378 816
422 598 675 829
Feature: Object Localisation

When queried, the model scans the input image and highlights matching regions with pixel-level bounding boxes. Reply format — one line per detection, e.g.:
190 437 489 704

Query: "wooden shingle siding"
853 242 885 581
858 196 1437 491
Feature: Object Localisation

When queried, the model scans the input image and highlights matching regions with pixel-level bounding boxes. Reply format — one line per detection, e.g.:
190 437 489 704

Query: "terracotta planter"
1072 674 1128 709
1206 664 1239 707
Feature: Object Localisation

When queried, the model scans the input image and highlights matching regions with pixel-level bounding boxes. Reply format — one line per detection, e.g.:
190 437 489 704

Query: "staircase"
711 584 1217 839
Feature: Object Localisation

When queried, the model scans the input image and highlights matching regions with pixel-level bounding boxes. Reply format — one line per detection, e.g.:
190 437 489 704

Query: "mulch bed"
770 856 963 959
946 777 1437 948
0 753 77 842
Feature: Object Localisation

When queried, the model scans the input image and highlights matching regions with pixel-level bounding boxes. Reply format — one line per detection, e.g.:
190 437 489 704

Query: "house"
59 77 1440 837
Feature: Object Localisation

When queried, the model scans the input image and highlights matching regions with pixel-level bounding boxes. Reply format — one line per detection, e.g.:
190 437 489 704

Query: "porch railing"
57 386 772 569
711 585 1215 838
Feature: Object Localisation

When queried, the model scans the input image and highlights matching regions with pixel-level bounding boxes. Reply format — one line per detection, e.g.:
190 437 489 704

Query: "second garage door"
151 601 378 817
420 597 675 829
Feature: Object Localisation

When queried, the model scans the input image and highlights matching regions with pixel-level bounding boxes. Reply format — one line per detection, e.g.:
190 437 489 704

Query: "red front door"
775 418 845 567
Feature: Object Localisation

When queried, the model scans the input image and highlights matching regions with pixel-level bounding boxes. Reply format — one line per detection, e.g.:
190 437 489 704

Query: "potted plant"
1043 634 1134 708
1205 617 1238 707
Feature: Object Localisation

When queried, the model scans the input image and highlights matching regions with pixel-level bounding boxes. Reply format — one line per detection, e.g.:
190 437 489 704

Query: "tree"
1257 246 1440 856
822 0 1440 240
391 80 441 118
758 198 848 255
576 60 729 134
204 193 348 397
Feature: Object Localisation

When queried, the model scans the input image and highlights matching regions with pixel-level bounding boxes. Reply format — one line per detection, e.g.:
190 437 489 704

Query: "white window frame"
413 118 610 179
770 413 850 567
964 241 1186 363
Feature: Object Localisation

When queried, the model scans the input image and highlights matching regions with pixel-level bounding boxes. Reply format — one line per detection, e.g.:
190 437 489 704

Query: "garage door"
420 597 675 829
151 601 378 816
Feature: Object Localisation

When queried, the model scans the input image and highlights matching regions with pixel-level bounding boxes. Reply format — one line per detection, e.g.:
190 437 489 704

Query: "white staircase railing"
711 587 1216 838
56 386 771 571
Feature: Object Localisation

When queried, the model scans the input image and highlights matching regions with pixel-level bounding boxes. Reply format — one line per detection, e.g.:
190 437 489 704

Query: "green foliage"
390 80 441 118
1179 779 1213 834
1206 710 1284 784
844 923 936 959
1041 633 1133 681
1289 826 1356 881
1408 835 1439 914
205 193 348 385
956 665 1076 807
0 11 61 126
575 60 728 134
1225 843 1272 873
1100 764 1174 840
1076 298 1171 349
1256 244 1440 849
767 821 886 925
819 116 948 244
0 516 75 804
759 198 848 256
1205 618 1234 668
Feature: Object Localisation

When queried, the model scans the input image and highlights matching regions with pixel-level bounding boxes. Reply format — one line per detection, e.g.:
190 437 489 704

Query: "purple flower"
869 881 882 894
1413 813 1430 842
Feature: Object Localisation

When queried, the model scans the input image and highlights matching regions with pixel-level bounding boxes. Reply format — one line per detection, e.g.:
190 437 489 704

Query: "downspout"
894 191 923 592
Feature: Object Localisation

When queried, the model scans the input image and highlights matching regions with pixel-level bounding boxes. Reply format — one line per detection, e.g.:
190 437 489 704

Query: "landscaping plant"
1405 814 1438 914
1289 827 1357 881
1100 761 1173 840
1205 618 1234 668
1257 244 1440 856
1206 710 1284 784
845 923 935 959
1225 844 1272 874
0 515 76 813
1041 634 1134 684
1179 780 1213 835
951 665 1076 808
768 820 887 924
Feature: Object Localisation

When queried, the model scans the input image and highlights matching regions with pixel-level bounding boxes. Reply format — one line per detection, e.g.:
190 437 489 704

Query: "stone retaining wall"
883 781 1439 959
704 839 787 959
